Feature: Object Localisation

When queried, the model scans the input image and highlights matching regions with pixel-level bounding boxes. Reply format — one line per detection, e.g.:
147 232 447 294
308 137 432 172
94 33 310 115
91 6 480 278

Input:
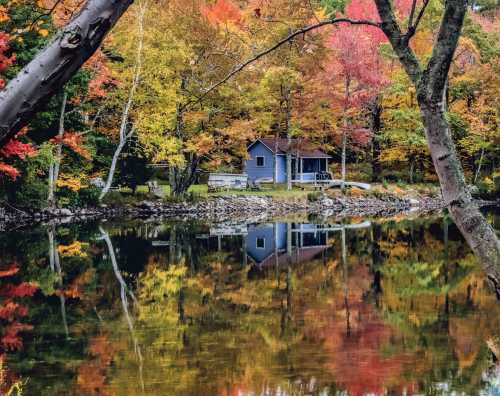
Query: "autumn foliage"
0 261 37 352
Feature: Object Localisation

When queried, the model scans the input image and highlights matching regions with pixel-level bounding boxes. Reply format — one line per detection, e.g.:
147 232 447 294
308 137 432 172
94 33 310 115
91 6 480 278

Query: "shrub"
307 191 322 202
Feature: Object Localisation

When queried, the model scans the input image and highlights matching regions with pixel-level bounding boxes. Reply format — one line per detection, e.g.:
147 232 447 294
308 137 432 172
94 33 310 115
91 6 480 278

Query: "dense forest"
0 1 499 394
0 1 498 283
0 0 497 203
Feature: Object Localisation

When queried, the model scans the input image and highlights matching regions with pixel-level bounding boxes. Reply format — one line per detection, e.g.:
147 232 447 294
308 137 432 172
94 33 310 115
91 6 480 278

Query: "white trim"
256 156 265 167
256 237 266 249
247 139 275 154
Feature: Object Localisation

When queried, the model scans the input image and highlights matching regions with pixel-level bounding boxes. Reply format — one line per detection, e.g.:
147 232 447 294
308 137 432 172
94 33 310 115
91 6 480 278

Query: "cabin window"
256 156 265 167
256 237 265 249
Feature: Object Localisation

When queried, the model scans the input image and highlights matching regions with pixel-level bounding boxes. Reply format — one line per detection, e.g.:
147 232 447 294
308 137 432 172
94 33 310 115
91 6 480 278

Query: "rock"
59 208 73 217
408 198 420 206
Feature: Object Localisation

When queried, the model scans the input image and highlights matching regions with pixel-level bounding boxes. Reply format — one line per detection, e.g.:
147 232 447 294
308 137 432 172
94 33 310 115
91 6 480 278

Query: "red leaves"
0 138 36 160
0 128 36 180
51 132 91 160
0 32 15 74
0 31 15 89
0 261 37 353
0 283 38 298
201 0 241 26
1 322 33 351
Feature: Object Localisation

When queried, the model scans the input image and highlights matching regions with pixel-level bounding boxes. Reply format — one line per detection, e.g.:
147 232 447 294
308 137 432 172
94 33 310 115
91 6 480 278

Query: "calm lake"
1 212 499 395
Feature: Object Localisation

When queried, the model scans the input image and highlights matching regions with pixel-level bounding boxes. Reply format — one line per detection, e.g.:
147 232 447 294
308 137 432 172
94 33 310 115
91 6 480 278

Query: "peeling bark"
375 0 500 297
0 0 134 148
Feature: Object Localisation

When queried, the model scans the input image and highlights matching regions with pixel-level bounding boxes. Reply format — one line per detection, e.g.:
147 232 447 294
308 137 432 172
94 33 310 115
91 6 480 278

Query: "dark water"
0 213 499 395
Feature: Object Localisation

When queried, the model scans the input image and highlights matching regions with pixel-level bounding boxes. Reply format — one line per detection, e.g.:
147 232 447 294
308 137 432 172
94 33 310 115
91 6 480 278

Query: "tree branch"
407 0 418 30
408 0 430 39
421 0 467 103
374 0 422 84
201 17 381 99
0 0 134 149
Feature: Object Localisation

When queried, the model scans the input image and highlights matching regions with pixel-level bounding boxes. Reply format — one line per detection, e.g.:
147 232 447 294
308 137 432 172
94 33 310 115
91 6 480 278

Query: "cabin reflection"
246 223 331 267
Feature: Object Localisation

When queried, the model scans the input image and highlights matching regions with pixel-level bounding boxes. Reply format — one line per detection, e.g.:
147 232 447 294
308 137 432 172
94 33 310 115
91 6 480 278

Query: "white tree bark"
99 1 147 201
48 92 68 207
99 226 144 389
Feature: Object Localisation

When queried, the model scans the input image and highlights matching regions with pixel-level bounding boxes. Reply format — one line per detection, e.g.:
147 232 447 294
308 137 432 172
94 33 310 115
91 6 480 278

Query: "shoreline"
0 194 496 231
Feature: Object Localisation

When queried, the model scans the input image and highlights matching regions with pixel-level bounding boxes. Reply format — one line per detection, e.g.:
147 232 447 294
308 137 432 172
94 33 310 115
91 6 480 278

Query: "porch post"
300 157 303 182
274 154 277 183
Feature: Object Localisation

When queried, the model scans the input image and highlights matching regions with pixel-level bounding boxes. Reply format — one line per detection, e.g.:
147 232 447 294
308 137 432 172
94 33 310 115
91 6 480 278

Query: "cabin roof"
249 138 331 158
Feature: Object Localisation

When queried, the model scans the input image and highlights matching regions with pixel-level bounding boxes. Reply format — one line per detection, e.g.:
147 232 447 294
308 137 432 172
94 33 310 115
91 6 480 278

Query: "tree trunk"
99 127 134 200
418 99 500 297
473 145 485 185
0 0 134 148
285 88 292 191
341 78 350 192
341 125 347 191
409 157 414 184
169 157 199 198
374 0 500 298
369 95 382 182
48 92 68 207
99 1 146 201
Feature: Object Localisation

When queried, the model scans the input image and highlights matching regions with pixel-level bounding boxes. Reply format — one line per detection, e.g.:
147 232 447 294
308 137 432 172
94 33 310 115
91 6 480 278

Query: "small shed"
208 173 248 191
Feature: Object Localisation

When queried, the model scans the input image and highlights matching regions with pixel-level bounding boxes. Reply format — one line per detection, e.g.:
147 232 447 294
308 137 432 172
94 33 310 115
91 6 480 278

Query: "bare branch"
407 0 418 30
374 0 422 84
29 0 64 31
410 0 430 36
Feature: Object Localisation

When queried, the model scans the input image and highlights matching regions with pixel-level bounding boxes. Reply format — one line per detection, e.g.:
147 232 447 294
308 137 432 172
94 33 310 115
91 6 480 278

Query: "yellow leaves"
58 241 88 258
139 264 187 303
56 174 84 191
38 29 49 37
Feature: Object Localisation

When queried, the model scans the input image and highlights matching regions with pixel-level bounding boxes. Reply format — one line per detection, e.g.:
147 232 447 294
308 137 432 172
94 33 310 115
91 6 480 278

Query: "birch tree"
99 1 147 201
47 92 68 207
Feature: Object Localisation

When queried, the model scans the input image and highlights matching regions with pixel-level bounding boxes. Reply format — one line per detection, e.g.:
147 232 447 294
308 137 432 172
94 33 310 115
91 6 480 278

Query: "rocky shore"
0 193 460 231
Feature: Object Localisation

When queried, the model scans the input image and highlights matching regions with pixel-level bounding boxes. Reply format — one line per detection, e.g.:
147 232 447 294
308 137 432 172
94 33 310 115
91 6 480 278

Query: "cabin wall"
246 223 288 263
246 142 275 182
276 155 287 183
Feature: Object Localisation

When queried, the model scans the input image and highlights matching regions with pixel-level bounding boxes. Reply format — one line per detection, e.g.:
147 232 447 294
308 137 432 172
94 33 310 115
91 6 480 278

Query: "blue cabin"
244 138 332 183
246 222 329 266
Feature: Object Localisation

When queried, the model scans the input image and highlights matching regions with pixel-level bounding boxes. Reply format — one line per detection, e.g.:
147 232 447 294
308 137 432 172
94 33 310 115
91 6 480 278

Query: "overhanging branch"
201 17 381 99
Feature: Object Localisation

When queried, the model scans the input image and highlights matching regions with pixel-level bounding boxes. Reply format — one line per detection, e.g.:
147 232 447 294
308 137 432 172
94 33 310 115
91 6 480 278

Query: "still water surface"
0 213 499 395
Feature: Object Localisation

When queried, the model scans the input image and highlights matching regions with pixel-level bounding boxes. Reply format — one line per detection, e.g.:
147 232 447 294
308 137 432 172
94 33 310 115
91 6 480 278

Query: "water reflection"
0 215 499 395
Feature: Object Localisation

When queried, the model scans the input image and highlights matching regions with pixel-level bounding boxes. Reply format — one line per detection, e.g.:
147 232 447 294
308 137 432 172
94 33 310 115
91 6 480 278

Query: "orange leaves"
0 163 19 180
51 132 91 159
0 266 19 278
201 0 241 26
85 50 117 99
